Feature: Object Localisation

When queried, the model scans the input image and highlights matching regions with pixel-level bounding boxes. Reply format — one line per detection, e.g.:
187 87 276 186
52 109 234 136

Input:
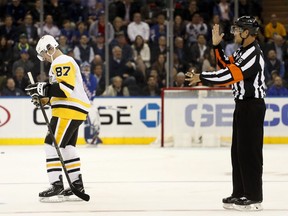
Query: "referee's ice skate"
222 196 238 210
39 175 64 202
233 197 263 211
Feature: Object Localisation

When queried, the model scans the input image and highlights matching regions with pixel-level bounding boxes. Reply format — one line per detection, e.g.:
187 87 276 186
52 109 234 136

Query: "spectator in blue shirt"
266 75 288 96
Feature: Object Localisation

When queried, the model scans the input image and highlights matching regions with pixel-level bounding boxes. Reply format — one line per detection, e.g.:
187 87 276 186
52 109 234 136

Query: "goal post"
160 87 233 147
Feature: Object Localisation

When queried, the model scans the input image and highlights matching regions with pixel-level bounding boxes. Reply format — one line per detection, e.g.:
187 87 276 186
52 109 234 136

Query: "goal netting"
159 87 234 147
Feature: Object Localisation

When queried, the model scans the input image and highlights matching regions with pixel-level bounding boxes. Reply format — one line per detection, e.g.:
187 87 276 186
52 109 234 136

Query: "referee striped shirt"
200 40 266 100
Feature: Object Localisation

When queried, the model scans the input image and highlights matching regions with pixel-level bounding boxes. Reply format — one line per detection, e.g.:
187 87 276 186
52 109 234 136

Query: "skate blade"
64 195 83 202
223 203 235 210
233 203 263 211
39 195 64 203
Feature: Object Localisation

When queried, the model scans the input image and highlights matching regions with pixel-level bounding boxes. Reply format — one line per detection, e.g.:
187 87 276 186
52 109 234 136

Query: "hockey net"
160 87 234 147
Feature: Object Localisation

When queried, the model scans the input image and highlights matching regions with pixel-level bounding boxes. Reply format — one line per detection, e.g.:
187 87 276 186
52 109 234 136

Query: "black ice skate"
222 196 239 210
233 197 263 211
61 174 85 201
39 175 64 202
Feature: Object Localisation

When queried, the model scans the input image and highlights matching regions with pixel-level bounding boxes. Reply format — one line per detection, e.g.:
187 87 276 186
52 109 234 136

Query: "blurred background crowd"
0 0 287 97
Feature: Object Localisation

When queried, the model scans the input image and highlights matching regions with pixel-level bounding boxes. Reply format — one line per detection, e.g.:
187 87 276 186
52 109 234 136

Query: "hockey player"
25 35 91 202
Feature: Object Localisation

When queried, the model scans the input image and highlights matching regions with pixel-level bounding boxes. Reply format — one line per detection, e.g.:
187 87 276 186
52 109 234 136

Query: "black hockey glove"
31 96 40 107
25 82 49 98
31 96 50 107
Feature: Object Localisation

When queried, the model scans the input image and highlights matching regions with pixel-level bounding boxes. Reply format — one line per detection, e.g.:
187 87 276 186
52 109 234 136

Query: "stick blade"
71 186 90 201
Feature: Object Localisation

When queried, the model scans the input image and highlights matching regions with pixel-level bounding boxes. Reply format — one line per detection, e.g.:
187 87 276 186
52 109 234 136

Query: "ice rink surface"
1 144 288 216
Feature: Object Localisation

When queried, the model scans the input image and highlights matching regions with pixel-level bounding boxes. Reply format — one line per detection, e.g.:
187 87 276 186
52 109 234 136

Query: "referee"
186 16 266 211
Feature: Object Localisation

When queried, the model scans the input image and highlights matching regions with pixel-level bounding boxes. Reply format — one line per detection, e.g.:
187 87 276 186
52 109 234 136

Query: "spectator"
12 33 37 62
212 0 232 41
109 45 136 80
266 75 288 96
73 35 95 64
206 14 230 43
0 1 7 22
12 49 35 77
66 47 81 66
202 48 216 72
213 0 232 23
67 0 89 25
141 75 161 96
113 0 141 25
173 15 187 39
150 13 167 45
151 54 166 88
92 32 105 61
131 34 151 77
266 70 282 88
264 14 287 42
127 12 150 43
58 35 71 55
102 75 130 96
174 36 192 68
0 15 18 46
46 0 68 28
16 14 38 47
71 21 89 46
150 35 167 65
181 0 199 21
1 77 26 96
90 54 104 72
148 68 160 86
265 49 285 83
39 15 61 39
173 72 188 87
13 66 29 92
60 19 74 45
80 61 97 101
28 0 41 25
173 53 186 75
230 0 262 19
112 16 128 38
5 0 27 26
190 34 209 71
265 34 287 62
89 11 114 44
185 12 208 46
92 64 105 96
0 36 13 78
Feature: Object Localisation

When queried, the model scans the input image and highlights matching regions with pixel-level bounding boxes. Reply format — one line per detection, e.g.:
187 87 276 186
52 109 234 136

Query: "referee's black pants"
231 98 266 201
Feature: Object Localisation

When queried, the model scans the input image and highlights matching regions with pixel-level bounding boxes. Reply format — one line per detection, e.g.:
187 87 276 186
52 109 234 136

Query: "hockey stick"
27 72 90 202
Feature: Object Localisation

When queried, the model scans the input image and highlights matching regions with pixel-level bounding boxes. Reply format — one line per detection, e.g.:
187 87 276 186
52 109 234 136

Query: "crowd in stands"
0 0 288 97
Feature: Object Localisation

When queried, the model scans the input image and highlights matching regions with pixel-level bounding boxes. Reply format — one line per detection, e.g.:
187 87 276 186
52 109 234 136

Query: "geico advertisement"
0 97 288 144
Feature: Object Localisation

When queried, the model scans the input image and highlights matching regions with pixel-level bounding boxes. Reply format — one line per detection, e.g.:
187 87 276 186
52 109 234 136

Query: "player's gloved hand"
31 96 40 107
25 82 49 97
31 96 50 107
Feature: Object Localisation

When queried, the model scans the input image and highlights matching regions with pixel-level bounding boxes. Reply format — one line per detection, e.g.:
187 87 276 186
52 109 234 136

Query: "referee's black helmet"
234 16 259 35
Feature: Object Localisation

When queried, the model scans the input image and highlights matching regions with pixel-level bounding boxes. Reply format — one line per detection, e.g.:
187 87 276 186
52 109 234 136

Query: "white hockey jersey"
49 55 91 120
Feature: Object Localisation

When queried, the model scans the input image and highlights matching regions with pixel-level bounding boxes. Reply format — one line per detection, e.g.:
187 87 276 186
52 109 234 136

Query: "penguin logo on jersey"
0 105 11 127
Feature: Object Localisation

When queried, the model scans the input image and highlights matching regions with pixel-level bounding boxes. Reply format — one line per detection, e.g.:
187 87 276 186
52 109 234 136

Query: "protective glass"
230 26 244 34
